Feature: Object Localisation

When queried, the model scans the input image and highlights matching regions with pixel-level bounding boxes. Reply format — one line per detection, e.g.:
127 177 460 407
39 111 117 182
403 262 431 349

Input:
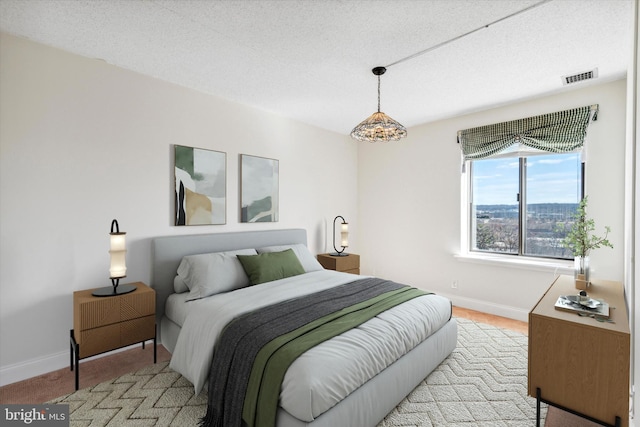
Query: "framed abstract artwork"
240 154 279 222
174 145 226 225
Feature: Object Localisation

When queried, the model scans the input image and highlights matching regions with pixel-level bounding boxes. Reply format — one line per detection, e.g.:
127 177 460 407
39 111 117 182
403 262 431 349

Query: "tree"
475 222 495 250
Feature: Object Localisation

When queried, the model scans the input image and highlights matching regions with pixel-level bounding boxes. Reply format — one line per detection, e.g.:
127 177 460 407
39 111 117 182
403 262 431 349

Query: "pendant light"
348 2 552 143
350 66 407 142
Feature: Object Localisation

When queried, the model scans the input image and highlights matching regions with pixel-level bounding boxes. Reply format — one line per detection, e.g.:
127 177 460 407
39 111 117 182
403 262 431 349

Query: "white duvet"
170 270 452 422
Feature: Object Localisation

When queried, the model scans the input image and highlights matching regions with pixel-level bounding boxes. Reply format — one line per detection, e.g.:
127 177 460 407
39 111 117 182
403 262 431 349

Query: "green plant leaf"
560 196 613 257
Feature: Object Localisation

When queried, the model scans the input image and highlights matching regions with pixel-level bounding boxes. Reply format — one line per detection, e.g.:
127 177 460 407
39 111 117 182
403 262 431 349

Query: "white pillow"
174 275 189 293
176 248 258 301
256 244 323 273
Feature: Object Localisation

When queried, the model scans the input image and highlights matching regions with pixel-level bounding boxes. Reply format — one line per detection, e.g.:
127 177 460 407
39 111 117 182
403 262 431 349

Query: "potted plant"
561 196 613 289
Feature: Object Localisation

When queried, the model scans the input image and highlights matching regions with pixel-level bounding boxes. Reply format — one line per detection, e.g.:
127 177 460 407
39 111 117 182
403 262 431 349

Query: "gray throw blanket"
200 277 408 427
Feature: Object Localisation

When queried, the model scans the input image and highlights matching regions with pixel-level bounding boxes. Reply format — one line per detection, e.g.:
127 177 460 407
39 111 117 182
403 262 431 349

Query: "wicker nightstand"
70 282 156 390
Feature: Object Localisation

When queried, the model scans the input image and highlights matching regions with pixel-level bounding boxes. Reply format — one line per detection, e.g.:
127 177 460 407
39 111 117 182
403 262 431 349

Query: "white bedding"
169 270 452 422
165 292 191 326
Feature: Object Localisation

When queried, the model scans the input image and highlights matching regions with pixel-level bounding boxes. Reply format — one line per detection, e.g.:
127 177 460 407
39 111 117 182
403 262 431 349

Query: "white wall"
358 79 627 321
0 31 629 388
630 1 639 425
0 33 358 385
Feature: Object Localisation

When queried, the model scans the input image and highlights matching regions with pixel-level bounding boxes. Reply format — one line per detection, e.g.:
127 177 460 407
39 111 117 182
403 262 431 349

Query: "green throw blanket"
200 277 428 427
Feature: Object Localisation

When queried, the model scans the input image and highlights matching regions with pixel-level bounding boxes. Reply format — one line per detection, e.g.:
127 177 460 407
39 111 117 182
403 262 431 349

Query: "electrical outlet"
452 280 458 289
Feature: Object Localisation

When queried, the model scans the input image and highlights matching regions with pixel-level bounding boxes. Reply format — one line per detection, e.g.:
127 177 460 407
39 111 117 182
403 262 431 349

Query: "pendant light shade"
350 66 407 142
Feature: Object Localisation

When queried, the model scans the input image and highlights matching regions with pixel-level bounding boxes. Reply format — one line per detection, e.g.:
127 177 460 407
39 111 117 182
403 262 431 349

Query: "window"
458 104 597 261
469 152 582 259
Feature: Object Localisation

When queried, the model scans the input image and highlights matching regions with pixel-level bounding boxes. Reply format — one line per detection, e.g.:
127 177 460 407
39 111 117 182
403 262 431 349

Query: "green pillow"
237 249 305 285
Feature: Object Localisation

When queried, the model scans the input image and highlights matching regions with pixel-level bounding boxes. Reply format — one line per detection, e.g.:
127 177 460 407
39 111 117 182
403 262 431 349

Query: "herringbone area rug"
379 317 545 427
49 318 545 426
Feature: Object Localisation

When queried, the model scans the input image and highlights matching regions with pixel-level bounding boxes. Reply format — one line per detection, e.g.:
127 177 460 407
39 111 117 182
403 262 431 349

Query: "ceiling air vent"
562 68 598 86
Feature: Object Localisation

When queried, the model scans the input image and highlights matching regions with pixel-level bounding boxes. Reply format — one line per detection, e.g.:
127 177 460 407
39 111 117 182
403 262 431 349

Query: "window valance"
457 105 598 161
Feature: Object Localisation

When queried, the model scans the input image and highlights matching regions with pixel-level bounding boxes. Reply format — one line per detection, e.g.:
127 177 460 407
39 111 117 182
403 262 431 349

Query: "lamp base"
92 284 137 297
330 252 349 257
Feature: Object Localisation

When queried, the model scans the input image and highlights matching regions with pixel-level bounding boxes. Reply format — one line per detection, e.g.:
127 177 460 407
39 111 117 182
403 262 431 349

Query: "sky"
472 153 581 205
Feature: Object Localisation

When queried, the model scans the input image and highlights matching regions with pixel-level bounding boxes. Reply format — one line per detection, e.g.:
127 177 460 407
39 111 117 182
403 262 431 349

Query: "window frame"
464 153 584 261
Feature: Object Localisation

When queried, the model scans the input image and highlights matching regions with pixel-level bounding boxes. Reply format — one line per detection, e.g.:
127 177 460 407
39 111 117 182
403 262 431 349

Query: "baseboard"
440 292 530 323
0 339 154 387
0 350 68 387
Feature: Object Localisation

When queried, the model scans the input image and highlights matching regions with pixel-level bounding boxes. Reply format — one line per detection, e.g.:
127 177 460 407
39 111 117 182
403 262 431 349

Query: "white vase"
574 256 590 289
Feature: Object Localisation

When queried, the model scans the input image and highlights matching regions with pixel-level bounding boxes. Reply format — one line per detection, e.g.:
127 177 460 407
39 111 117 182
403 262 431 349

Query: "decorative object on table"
554 290 610 320
578 290 589 302
559 196 613 289
329 215 349 256
174 145 226 226
240 154 279 222
92 219 136 297
350 66 407 142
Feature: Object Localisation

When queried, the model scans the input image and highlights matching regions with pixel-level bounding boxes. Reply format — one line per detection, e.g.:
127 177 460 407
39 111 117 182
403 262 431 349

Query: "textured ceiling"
0 0 633 135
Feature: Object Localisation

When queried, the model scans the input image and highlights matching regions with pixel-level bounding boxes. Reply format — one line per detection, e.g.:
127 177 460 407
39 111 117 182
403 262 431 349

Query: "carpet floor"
48 317 546 426
378 317 544 426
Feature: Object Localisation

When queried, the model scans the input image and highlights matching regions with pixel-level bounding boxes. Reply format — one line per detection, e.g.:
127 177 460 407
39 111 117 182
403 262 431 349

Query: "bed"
151 228 457 427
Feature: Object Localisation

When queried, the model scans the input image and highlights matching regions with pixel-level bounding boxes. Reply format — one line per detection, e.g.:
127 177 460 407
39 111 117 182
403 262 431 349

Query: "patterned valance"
457 105 598 160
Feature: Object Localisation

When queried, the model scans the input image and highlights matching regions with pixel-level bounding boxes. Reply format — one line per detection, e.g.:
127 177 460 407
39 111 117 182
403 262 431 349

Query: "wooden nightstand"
528 275 629 427
317 253 360 274
70 282 156 390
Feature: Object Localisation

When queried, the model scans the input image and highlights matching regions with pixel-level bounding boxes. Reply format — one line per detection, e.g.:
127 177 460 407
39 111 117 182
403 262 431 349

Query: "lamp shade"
109 245 126 279
109 223 127 279
340 222 349 247
350 66 407 143
350 111 407 142
93 219 135 297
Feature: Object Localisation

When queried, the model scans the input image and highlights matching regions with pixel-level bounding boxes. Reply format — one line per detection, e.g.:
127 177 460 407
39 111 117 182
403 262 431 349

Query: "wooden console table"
528 275 629 427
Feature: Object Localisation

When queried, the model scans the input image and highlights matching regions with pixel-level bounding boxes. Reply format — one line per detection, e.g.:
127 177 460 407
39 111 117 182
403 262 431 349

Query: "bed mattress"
168 270 452 423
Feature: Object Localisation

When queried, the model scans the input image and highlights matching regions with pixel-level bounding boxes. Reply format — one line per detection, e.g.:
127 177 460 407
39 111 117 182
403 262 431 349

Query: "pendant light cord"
384 0 551 69
377 75 381 112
